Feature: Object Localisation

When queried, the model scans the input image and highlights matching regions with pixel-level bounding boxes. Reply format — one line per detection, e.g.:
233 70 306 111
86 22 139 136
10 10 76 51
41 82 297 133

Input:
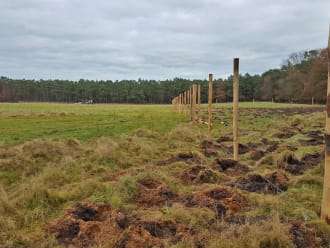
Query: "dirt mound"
273 131 295 139
136 178 176 206
181 165 218 184
45 202 200 248
184 186 250 216
228 143 251 154
261 138 279 152
157 152 201 166
288 219 322 248
201 140 223 157
229 171 289 194
113 224 163 248
45 202 131 247
278 153 322 175
250 150 265 160
211 158 250 176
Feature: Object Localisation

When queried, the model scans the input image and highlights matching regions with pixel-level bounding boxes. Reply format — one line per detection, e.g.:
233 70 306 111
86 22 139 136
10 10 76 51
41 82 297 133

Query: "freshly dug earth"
273 131 296 139
157 152 201 166
201 140 221 157
250 150 265 161
45 202 199 248
261 138 279 152
181 165 218 184
45 202 132 247
211 158 250 176
229 171 289 194
136 178 176 207
288 219 323 248
184 185 250 216
278 153 323 175
228 143 251 154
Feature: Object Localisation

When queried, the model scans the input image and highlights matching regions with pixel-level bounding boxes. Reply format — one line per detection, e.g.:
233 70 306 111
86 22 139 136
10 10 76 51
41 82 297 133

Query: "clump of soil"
181 165 218 184
45 202 131 247
273 131 295 139
278 153 322 175
228 143 251 154
45 202 199 248
211 158 250 176
201 140 224 157
288 219 322 248
250 150 265 160
113 224 163 248
184 186 250 216
261 138 279 152
136 178 176 206
157 152 201 166
229 171 289 194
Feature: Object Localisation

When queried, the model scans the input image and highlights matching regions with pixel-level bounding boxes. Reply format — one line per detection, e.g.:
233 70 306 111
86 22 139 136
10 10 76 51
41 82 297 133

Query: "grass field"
0 102 329 247
0 103 187 145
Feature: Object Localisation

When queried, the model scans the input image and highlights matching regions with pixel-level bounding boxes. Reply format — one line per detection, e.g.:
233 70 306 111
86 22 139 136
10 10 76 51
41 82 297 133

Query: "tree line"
0 48 327 104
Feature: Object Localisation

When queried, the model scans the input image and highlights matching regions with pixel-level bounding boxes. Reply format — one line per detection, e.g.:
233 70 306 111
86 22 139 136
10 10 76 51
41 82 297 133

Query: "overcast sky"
0 0 329 80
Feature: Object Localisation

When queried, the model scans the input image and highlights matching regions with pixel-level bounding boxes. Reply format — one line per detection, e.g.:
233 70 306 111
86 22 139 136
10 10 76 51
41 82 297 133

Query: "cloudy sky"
0 0 329 80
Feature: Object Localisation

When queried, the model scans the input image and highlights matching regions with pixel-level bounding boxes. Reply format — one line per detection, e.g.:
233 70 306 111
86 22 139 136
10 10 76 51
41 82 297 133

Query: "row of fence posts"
172 58 240 161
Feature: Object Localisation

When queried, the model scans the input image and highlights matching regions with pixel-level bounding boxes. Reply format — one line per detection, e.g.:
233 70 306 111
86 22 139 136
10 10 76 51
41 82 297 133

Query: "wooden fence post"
190 85 193 122
198 84 201 118
208 74 213 134
183 91 186 114
233 58 239 161
192 84 197 123
180 94 183 113
321 26 330 224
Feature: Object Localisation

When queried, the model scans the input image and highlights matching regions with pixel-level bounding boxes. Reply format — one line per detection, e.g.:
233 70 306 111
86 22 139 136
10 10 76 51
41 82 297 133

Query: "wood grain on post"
233 58 239 161
208 74 213 133
321 26 330 224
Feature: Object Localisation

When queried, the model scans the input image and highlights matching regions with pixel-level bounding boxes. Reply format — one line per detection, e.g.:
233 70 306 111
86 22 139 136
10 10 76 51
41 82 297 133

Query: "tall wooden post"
190 85 193 121
198 84 201 118
183 91 186 114
180 94 183 113
233 58 239 161
208 74 213 134
321 27 330 224
192 84 197 122
185 91 188 114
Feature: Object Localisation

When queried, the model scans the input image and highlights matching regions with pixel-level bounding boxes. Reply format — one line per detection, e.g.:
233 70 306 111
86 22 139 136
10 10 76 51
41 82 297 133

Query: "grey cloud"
0 0 329 80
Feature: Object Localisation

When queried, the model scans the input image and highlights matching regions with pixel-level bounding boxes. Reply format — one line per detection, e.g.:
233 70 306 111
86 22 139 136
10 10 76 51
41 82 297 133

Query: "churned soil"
136 178 177 207
228 171 289 194
181 165 218 184
45 202 201 248
287 219 323 248
201 140 227 157
278 153 323 175
45 202 132 247
184 185 250 216
211 158 251 176
157 152 201 166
